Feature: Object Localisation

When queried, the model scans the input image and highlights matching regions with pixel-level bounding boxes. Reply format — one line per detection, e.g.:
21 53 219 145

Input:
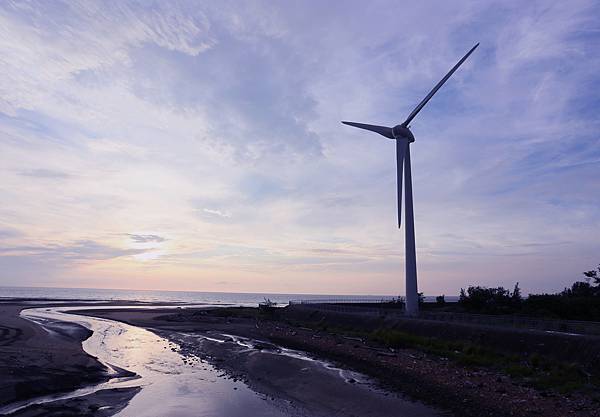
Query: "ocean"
0 286 457 305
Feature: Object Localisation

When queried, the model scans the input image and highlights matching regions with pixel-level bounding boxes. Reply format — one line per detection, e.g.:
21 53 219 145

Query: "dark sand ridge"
73 306 600 417
3 388 141 417
0 301 146 416
0 302 107 405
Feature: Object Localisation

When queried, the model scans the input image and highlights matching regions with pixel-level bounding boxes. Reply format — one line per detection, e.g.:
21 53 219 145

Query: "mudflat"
3 302 599 417
6 388 141 417
72 307 442 417
0 302 108 407
0 301 145 416
75 306 600 417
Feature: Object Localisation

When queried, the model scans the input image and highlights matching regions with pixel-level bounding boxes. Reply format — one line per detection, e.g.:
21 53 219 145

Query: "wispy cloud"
18 169 71 179
0 227 22 239
202 208 231 218
127 234 167 244
0 240 147 261
0 0 599 294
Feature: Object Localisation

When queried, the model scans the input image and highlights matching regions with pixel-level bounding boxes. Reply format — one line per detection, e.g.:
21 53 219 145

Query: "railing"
289 297 400 305
289 298 404 315
417 311 600 336
288 299 600 336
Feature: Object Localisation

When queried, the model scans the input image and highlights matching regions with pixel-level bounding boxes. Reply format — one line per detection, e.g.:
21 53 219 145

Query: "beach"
0 301 443 417
2 1 598 414
2 301 599 416
0 301 143 416
75 305 600 417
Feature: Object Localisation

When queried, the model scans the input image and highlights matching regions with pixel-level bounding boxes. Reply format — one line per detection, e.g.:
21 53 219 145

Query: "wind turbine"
342 43 479 316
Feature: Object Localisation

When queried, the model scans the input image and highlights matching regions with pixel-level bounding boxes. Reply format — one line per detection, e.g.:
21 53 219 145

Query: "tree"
511 282 522 304
458 286 513 312
583 264 600 286
455 263 600 320
562 281 595 297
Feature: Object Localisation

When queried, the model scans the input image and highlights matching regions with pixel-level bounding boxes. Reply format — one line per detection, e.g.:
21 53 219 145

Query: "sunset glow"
1 1 599 295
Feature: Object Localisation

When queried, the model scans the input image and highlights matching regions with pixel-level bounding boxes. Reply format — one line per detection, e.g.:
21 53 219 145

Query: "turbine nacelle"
341 43 479 316
342 43 479 145
392 125 414 142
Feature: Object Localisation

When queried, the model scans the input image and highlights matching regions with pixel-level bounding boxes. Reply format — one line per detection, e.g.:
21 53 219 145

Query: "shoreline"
69 305 443 416
0 302 109 408
75 305 600 417
2 300 599 416
1 301 444 417
0 300 149 416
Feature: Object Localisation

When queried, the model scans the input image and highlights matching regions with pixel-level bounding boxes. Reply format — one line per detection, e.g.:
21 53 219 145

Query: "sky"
1 0 599 296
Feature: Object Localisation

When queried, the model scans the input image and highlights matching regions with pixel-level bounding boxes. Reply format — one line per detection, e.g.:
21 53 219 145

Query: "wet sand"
0 302 109 407
75 306 600 417
0 301 149 416
167 330 440 417
5 302 598 416
1 302 444 417
7 388 141 417
65 306 441 416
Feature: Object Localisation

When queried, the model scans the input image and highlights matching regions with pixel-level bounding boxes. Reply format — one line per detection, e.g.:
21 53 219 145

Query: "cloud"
202 208 231 218
0 0 599 294
0 240 147 261
19 169 71 179
127 234 167 244
0 227 22 239
0 0 215 115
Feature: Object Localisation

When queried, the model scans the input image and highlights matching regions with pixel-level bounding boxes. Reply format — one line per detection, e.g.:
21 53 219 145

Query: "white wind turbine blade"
402 43 479 126
341 121 394 139
396 138 409 228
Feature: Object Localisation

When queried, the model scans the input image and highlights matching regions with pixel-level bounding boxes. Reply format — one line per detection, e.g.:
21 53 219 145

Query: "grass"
284 317 599 394
212 307 600 395
368 328 598 394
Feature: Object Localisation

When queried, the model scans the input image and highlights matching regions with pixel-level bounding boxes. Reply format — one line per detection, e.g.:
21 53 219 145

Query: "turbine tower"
342 43 479 316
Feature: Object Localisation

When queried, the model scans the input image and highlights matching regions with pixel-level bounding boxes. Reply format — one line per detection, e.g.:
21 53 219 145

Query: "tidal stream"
3 307 444 417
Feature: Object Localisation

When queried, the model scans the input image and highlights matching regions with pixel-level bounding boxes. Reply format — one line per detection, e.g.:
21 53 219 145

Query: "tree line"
456 264 600 321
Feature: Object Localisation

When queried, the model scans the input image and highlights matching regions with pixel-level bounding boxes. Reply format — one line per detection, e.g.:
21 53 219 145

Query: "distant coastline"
0 286 459 304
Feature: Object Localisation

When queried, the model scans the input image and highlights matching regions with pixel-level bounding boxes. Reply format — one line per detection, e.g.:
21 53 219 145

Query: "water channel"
1 307 444 417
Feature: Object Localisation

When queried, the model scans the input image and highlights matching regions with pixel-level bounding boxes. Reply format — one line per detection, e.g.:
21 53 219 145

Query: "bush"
458 285 519 313
457 264 600 320
523 293 600 321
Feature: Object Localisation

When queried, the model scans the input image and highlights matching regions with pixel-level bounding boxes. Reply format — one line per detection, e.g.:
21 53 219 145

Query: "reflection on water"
19 308 295 417
10 307 444 417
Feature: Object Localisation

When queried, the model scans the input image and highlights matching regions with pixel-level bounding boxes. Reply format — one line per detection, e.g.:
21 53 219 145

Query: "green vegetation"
282 311 599 395
369 328 599 394
458 264 600 321
458 283 522 314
